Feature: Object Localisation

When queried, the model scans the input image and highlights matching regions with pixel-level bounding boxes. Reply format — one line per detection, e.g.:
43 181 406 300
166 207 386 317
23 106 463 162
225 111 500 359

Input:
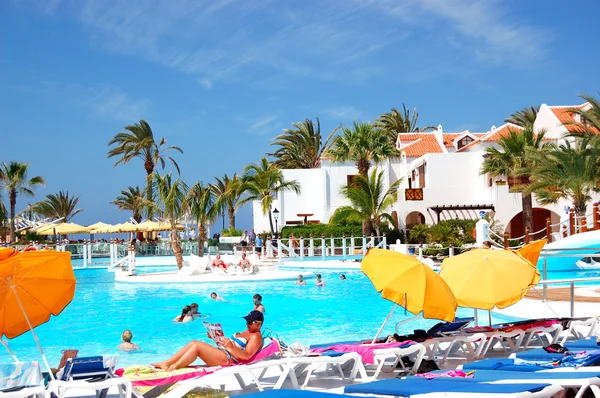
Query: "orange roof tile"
398 133 444 157
442 132 486 147
480 123 524 142
549 103 598 135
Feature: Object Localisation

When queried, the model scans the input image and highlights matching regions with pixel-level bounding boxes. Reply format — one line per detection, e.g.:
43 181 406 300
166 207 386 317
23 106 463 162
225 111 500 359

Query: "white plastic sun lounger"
161 352 366 396
370 343 426 379
561 318 600 344
520 323 563 350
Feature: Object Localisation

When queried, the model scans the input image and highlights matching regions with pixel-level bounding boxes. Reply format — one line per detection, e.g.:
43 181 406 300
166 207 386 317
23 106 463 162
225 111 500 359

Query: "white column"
321 237 325 260
87 241 92 265
330 236 335 257
82 243 88 268
362 236 367 254
300 237 304 260
476 218 490 247
350 236 355 255
342 237 347 259
309 236 314 257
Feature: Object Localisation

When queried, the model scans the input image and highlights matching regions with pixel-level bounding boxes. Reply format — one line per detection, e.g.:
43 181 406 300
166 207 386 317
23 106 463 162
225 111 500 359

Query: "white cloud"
83 85 151 122
248 115 280 135
196 78 212 89
322 105 363 122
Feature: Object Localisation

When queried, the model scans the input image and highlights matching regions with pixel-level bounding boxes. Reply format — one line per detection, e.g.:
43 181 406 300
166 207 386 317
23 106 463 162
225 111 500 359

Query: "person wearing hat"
152 310 264 371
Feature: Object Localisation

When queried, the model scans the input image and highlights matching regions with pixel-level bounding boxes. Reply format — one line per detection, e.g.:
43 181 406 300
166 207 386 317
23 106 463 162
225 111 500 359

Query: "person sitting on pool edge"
152 310 264 370
211 254 232 271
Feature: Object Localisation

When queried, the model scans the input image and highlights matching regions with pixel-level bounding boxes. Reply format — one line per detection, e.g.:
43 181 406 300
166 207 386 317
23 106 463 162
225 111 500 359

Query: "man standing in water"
253 294 265 313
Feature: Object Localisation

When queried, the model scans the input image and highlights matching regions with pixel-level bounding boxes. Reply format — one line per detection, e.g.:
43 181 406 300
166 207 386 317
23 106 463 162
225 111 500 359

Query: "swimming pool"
0 267 514 368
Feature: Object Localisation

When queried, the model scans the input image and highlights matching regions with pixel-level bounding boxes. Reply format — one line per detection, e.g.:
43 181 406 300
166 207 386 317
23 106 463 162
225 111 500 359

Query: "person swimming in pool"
315 274 325 287
296 274 307 285
210 292 225 301
173 305 194 323
152 310 264 370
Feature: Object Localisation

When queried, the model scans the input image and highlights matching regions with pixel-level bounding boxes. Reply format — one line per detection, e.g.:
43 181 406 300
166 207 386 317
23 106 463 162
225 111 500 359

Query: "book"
203 321 225 345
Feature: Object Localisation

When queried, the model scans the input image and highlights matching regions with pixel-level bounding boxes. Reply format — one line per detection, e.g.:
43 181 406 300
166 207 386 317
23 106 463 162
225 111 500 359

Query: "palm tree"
376 104 435 147
111 186 145 224
211 174 244 230
0 162 45 242
240 158 301 235
327 122 395 176
149 172 189 269
504 105 539 129
34 191 83 222
480 127 552 235
564 93 600 145
523 136 600 217
268 118 338 169
187 182 217 256
107 120 183 218
330 170 400 236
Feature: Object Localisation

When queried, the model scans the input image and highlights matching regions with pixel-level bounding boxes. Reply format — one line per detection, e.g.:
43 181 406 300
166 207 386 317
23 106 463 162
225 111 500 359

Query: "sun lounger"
454 369 600 398
161 350 366 396
47 355 131 398
520 323 563 350
0 361 48 398
178 254 209 276
460 355 600 372
344 377 563 397
237 390 340 397
561 318 599 344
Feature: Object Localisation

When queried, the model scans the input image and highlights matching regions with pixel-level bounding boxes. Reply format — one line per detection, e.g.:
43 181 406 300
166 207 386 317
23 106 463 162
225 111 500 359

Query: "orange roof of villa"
549 103 598 134
397 133 444 157
479 123 524 142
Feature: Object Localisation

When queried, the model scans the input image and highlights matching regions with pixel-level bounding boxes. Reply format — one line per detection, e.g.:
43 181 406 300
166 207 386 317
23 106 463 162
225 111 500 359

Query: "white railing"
260 235 387 261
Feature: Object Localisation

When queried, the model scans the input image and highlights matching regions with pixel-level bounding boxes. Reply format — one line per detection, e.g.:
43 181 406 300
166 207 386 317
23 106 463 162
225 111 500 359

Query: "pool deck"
114 268 313 284
496 284 600 319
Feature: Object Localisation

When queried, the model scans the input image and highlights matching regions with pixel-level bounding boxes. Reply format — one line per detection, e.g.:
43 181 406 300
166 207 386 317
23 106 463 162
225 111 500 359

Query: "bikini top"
231 335 248 349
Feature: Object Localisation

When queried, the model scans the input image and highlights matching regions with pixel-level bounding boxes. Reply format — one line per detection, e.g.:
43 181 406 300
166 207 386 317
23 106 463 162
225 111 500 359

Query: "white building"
253 101 599 240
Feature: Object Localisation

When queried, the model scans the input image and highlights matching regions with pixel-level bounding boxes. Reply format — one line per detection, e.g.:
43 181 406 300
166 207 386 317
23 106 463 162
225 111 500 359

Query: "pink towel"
416 370 473 379
311 341 416 364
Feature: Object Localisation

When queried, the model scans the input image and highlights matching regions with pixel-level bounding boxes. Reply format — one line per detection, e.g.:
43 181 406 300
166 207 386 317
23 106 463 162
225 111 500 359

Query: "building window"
347 175 358 187
457 136 474 150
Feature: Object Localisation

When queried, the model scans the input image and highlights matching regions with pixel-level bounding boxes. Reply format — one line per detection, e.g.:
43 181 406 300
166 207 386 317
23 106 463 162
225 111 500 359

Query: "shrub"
408 224 429 244
207 238 219 247
221 228 243 237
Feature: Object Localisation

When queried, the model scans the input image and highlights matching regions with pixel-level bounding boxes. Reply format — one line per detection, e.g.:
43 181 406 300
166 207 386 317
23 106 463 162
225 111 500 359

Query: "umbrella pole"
0 339 19 362
488 310 492 327
372 304 396 344
9 283 55 380
474 308 478 326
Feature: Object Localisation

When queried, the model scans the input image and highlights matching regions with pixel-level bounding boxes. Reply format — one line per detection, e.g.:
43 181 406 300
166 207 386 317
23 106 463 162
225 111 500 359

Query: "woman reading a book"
152 310 264 370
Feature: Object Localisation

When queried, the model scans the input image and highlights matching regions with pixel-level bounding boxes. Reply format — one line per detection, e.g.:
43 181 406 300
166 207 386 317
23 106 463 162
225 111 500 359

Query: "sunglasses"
246 320 262 325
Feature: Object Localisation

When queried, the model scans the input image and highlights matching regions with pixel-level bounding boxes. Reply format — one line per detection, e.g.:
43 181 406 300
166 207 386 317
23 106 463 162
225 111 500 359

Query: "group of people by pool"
152 294 267 370
210 253 254 273
296 273 346 287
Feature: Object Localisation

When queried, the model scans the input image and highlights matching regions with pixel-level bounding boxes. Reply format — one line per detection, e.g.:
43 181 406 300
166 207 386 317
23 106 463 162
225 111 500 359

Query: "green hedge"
279 223 404 244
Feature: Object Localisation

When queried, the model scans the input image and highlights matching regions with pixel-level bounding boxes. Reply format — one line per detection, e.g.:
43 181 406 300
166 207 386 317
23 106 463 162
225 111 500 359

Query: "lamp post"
273 208 279 238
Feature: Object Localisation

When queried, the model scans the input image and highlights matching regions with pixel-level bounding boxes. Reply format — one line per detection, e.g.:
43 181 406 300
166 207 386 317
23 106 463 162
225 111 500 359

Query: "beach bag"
544 343 569 353
417 359 439 373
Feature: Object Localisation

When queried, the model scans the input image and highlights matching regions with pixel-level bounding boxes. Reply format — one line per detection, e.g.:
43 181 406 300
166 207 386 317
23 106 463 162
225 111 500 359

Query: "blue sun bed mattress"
514 348 600 362
460 369 600 380
462 358 554 372
240 390 339 397
344 378 550 396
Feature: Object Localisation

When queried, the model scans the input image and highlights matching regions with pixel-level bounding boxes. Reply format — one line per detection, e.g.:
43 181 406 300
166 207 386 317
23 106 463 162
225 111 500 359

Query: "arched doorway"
506 208 560 240
405 211 426 229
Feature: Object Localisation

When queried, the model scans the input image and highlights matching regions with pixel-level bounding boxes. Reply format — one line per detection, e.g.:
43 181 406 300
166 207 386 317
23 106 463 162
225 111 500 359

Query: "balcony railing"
405 188 423 201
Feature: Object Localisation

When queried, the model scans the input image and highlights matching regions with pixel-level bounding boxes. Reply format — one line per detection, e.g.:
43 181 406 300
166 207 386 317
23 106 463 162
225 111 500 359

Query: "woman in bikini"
153 311 264 370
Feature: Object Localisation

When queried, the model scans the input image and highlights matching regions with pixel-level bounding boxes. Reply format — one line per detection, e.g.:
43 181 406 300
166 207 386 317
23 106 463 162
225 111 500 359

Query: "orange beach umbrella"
0 249 76 378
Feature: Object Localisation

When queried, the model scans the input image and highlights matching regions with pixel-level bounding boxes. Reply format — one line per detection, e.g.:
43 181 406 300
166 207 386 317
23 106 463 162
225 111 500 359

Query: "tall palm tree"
504 105 539 129
480 127 552 234
327 122 395 176
149 172 189 269
329 170 400 236
34 191 83 222
268 118 338 169
111 186 145 223
0 162 45 242
107 120 183 218
211 174 244 230
187 182 217 256
376 104 435 147
522 136 600 216
240 158 301 235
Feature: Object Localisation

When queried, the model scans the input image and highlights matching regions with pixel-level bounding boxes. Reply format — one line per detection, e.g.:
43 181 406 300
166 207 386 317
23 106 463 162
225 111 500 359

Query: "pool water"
1 267 513 368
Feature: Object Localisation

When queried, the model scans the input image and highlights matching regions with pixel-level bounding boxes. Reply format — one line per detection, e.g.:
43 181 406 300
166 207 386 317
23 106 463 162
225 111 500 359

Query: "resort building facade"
253 101 600 240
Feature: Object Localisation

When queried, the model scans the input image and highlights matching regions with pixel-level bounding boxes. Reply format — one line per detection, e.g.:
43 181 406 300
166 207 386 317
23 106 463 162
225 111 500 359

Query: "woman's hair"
178 305 191 322
316 274 322 279
191 302 198 309
211 292 217 297
253 293 262 301
122 329 133 343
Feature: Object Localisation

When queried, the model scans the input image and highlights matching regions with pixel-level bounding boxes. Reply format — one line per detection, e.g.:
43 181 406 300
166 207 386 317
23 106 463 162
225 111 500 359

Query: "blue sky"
1 0 599 232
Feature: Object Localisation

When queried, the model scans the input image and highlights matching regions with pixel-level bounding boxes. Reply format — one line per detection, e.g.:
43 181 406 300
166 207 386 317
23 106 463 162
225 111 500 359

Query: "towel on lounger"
311 341 415 364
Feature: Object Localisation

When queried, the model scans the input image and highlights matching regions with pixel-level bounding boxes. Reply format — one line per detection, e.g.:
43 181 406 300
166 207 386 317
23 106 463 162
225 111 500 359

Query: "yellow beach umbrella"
89 223 115 234
138 221 184 231
439 248 540 310
362 248 458 322
116 222 143 233
516 239 547 268
35 223 90 235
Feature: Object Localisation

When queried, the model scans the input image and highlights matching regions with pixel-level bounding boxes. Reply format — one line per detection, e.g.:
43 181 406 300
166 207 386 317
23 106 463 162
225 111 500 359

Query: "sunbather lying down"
152 310 264 371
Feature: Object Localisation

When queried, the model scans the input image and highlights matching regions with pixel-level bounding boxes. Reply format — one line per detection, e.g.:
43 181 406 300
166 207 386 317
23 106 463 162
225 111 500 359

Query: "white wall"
534 104 568 139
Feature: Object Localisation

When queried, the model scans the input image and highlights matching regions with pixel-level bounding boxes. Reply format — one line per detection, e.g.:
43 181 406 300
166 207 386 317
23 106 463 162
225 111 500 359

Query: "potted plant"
495 179 507 186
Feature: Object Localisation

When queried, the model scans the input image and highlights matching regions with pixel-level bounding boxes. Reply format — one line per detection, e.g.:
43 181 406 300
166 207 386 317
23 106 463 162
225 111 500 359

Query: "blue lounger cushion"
515 349 600 364
61 356 115 381
309 340 360 349
462 358 547 372
240 390 339 397
563 338 600 349
344 378 550 395
462 369 600 380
